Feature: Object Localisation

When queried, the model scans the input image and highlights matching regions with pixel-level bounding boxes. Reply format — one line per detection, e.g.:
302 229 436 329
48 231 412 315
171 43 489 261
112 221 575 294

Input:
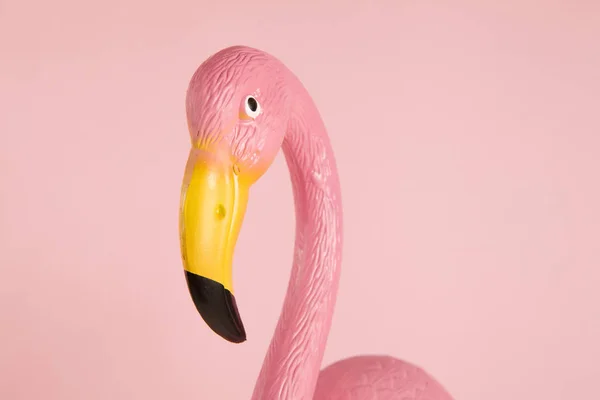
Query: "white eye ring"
243 95 261 119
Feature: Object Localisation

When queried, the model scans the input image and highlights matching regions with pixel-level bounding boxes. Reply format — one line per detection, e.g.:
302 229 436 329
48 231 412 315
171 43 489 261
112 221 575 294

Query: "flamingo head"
179 46 292 343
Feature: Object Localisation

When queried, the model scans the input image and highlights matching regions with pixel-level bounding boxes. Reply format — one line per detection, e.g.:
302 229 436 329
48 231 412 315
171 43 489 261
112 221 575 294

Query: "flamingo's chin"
179 147 250 343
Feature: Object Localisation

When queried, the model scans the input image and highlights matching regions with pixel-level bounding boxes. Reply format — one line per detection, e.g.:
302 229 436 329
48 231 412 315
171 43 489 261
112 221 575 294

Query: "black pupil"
247 97 258 112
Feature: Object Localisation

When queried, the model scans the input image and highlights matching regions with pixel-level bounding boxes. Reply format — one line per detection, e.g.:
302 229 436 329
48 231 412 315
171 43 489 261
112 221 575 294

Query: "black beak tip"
184 271 247 344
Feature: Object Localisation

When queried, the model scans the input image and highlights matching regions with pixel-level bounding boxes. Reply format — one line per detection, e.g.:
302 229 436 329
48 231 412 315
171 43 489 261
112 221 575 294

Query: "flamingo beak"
179 147 250 343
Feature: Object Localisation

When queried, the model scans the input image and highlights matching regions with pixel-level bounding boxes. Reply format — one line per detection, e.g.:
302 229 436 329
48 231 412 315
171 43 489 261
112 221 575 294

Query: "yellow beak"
179 147 250 343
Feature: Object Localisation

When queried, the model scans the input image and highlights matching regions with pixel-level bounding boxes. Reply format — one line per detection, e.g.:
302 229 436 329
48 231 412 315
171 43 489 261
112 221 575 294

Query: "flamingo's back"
314 355 453 400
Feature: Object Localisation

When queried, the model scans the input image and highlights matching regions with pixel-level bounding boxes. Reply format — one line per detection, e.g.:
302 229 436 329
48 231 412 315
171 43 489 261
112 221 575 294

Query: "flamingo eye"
241 95 261 119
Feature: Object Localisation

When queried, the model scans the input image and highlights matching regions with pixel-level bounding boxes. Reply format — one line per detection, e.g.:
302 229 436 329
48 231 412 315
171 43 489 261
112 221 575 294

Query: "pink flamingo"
179 45 454 400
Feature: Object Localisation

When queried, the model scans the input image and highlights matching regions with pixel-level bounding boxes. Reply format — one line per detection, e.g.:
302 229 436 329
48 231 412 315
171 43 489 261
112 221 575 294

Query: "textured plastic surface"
180 45 454 400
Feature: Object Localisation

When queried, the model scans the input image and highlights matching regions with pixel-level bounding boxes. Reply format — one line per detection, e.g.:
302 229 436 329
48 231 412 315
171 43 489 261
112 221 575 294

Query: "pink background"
1 1 599 399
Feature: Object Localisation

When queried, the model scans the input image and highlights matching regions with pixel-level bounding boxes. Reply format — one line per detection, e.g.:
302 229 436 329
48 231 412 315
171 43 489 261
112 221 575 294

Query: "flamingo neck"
250 80 343 400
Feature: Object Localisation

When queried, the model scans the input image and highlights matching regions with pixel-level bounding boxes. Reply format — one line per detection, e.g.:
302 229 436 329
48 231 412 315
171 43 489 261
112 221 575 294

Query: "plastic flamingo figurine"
179 45 454 400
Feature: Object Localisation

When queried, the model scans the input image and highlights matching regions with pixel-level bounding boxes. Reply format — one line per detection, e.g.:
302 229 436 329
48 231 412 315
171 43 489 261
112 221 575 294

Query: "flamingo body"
179 45 454 400
315 356 452 400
